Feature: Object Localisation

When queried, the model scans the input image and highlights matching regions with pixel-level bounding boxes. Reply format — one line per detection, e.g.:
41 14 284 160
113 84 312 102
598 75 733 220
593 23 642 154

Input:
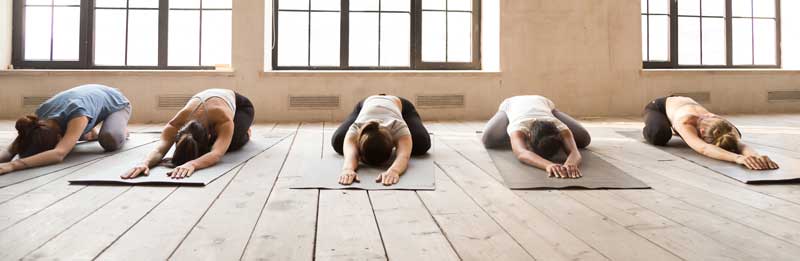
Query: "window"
271 0 481 70
641 0 781 68
12 0 232 69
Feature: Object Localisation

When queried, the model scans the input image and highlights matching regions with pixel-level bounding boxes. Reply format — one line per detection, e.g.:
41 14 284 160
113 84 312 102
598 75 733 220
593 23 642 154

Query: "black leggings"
642 96 673 146
228 93 255 151
332 97 431 156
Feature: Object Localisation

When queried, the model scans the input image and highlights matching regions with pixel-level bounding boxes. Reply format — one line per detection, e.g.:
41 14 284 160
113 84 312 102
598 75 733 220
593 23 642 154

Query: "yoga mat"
486 149 650 189
291 155 436 190
618 131 800 184
69 134 291 186
0 134 159 188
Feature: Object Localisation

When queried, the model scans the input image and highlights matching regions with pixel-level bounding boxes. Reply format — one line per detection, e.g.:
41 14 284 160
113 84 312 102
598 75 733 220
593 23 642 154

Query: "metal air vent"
22 96 51 108
158 95 193 109
416 94 465 108
672 92 711 103
289 96 340 109
768 91 800 102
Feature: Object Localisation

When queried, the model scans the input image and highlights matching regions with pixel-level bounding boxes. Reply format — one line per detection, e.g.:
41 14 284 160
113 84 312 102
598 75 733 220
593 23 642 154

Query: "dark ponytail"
529 121 563 159
358 121 394 166
14 115 60 158
171 120 211 166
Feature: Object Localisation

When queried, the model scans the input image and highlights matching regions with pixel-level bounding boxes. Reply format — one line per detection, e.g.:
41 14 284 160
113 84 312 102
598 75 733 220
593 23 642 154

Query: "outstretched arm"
168 118 235 179
560 129 582 178
0 117 87 174
675 124 776 170
510 131 571 178
377 135 412 186
339 131 361 185
122 109 188 179
737 142 779 170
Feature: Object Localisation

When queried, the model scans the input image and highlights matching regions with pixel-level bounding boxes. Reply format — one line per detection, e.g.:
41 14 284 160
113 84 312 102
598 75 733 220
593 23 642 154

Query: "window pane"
52 6 80 60
170 0 200 8
279 0 308 10
27 0 52 5
732 0 752 17
202 0 231 9
642 15 648 60
753 19 776 65
678 17 700 65
201 10 232 66
54 0 79 4
448 0 471 11
349 12 378 66
678 0 699 16
641 0 647 13
129 0 159 8
96 0 127 8
277 11 309 66
24 6 52 60
94 9 126 65
310 12 340 66
753 0 775 17
380 13 410 66
649 15 670 61
350 0 378 10
382 0 410 12
422 0 445 10
168 10 201 66
448 12 471 62
649 0 669 14
702 18 726 65
701 0 725 17
422 11 446 62
126 10 159 66
310 0 338 10
732 18 753 65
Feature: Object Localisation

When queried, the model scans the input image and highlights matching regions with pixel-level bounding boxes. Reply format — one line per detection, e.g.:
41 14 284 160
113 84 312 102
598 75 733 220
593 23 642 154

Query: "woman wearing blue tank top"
122 89 254 180
0 84 131 175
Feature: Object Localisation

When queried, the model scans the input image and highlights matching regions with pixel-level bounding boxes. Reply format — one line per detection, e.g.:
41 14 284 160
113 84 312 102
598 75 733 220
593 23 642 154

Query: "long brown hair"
700 117 740 153
171 120 211 166
13 115 61 158
358 121 394 166
529 120 562 159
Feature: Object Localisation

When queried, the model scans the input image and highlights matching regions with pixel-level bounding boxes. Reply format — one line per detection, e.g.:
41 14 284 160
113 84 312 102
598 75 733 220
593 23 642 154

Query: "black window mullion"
158 0 168 68
341 0 349 68
775 0 782 67
411 0 422 69
124 0 130 66
725 0 732 66
199 0 204 66
49 0 55 61
378 0 382 66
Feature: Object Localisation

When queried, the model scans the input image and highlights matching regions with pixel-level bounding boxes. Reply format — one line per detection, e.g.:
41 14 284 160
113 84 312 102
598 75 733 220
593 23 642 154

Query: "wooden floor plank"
570 190 797 261
0 185 130 260
169 123 297 260
94 166 242 260
368 190 460 261
240 123 323 260
23 186 176 260
314 122 386 260
0 160 97 204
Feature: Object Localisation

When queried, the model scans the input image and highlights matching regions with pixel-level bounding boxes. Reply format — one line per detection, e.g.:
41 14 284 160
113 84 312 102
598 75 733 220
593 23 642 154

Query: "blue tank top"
35 84 130 135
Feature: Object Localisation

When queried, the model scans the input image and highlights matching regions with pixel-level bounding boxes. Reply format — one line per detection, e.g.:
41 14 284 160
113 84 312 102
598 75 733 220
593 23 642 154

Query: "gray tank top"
347 96 411 140
36 84 130 135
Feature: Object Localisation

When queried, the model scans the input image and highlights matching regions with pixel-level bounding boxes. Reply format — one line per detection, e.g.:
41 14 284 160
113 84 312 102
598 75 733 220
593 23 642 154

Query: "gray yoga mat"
618 131 800 184
487 149 650 189
291 155 436 190
69 134 291 185
0 134 159 188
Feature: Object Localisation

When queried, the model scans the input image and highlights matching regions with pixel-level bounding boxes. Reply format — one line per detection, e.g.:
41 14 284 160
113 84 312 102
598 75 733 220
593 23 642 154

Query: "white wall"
0 0 12 70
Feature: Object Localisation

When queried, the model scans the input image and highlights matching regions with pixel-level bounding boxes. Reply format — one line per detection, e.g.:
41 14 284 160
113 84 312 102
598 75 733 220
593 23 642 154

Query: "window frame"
271 0 482 71
642 0 782 69
11 0 228 70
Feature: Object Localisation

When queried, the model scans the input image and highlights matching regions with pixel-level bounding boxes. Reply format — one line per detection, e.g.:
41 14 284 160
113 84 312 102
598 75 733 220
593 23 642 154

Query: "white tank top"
500 95 568 135
192 89 236 111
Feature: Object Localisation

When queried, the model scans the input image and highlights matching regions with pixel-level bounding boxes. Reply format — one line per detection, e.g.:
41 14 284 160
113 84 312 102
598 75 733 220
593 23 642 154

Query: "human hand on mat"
168 164 196 179
121 164 150 179
376 169 400 186
563 163 582 178
339 169 360 185
546 164 571 179
736 155 779 170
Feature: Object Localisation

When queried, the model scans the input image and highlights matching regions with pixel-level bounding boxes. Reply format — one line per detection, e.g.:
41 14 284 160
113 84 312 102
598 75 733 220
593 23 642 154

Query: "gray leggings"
481 109 591 149
97 106 131 152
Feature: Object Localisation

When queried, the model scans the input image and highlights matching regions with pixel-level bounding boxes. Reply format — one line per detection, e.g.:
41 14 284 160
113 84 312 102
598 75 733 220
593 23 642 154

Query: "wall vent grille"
289 96 340 109
768 91 800 102
23 96 52 108
672 92 711 103
416 94 465 108
158 95 193 109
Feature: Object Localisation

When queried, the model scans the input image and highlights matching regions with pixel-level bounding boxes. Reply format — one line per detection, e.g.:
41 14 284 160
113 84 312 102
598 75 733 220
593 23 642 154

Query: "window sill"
261 70 502 78
641 68 800 75
0 69 236 77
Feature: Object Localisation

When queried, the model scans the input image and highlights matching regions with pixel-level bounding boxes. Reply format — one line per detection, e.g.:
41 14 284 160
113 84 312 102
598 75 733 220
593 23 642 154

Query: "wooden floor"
2 115 800 260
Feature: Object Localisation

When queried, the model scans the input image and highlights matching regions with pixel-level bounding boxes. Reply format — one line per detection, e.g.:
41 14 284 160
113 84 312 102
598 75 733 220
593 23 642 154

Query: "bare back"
665 96 712 127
